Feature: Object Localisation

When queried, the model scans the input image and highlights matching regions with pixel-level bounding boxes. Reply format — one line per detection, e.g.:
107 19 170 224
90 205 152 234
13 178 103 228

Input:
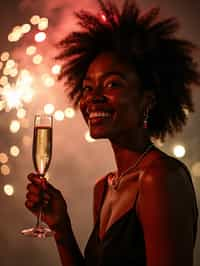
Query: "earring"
143 107 149 129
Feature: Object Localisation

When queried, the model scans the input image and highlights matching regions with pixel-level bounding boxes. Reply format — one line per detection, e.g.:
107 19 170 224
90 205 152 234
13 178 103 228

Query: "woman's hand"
25 173 70 232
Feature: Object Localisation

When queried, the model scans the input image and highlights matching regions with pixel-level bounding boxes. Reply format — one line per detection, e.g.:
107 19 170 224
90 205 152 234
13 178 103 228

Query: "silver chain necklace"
108 143 154 190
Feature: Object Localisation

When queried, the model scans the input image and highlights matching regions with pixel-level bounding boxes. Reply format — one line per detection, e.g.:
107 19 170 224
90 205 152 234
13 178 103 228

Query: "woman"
25 1 199 265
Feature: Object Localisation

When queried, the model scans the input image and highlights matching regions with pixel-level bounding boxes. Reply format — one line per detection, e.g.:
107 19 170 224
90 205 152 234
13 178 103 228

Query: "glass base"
21 226 54 238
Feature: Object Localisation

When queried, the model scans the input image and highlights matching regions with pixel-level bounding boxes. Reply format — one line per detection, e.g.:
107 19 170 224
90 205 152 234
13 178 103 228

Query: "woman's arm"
54 222 85 266
137 159 197 266
25 173 85 266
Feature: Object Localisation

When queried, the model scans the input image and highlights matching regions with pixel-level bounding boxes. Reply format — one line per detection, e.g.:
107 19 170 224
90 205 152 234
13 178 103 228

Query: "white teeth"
89 112 111 119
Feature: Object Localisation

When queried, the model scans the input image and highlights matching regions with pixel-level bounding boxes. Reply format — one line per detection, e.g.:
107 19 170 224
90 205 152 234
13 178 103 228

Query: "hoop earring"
143 107 149 129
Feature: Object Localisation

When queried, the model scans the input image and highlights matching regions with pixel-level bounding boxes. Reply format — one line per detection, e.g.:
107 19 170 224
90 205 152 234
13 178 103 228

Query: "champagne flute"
21 114 54 238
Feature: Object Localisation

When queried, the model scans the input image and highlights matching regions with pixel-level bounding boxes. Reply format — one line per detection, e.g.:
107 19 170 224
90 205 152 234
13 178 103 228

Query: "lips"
89 111 112 119
87 109 114 125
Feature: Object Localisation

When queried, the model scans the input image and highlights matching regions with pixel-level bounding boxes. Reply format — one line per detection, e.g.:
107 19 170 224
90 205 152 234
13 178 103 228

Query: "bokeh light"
32 54 43 64
0 153 8 164
54 110 65 121
9 120 20 133
38 18 48 31
21 24 31 33
173 145 186 158
3 184 14 196
30 15 41 25
1 165 10 176
64 107 75 119
51 64 61 75
43 75 55 87
34 32 46 42
10 145 20 157
44 103 55 115
17 108 27 119
1 52 10 61
26 46 37 56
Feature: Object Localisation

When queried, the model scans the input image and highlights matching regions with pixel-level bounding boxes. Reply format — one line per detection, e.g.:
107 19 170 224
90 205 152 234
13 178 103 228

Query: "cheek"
116 98 142 127
79 101 88 124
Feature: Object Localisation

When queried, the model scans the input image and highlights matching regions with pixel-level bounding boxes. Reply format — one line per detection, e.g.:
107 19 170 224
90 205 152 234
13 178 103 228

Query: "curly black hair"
56 0 200 140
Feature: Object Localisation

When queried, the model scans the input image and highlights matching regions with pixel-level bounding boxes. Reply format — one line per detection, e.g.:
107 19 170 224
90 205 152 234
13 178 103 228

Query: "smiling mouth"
88 111 113 124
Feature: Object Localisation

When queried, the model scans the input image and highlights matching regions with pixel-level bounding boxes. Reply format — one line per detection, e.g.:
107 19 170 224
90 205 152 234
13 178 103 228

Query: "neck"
110 136 152 176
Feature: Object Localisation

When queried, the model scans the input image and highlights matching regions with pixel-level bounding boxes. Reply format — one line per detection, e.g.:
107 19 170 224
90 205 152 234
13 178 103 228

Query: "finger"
26 192 41 204
25 199 40 212
43 192 51 201
27 173 43 185
27 183 41 194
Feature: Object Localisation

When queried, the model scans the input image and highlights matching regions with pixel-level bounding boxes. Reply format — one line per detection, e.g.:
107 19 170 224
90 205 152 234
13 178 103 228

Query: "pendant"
108 173 119 190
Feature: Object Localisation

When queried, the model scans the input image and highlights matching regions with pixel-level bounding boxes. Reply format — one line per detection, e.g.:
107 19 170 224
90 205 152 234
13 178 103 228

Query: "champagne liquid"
32 126 52 175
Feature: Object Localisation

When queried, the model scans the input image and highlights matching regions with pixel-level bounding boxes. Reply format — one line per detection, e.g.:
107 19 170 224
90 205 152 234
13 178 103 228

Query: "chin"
89 127 112 139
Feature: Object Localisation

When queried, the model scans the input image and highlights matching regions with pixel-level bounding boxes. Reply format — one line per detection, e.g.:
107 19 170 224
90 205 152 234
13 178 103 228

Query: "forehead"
84 52 139 82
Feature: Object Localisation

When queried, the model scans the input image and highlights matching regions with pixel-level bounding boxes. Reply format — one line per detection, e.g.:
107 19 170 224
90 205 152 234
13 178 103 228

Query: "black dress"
84 151 198 266
84 178 146 266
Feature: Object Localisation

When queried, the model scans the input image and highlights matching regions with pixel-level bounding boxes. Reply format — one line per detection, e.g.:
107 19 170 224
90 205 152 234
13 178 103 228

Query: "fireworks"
0 14 77 187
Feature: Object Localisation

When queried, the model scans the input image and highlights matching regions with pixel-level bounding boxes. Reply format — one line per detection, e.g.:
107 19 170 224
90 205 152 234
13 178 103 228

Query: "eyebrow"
83 71 127 82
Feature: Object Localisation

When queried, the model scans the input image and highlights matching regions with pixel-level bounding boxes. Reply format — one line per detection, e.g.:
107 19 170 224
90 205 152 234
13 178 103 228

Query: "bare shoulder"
141 151 195 197
137 150 197 265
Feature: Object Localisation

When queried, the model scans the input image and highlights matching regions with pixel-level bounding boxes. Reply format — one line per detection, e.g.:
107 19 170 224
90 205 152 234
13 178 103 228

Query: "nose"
90 94 107 104
85 86 107 104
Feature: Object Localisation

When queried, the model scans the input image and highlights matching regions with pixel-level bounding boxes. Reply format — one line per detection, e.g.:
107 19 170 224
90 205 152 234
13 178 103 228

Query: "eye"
105 80 121 89
82 85 93 94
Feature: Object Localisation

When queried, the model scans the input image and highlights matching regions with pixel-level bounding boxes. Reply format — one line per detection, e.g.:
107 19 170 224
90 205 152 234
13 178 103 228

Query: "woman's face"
80 52 147 141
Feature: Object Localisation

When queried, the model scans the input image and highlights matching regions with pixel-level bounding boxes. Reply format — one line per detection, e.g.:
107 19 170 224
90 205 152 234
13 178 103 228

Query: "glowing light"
8 26 23 42
2 70 35 106
22 90 34 103
1 52 10 61
1 165 10 176
38 17 48 31
0 76 8 86
43 76 55 87
10 145 20 157
85 130 96 143
3 67 10 76
17 108 26 119
173 145 186 158
0 100 6 111
3 184 14 196
54 110 65 121
34 32 46 42
64 107 75 118
9 120 20 133
6 59 16 69
101 13 107 22
9 68 18 77
191 162 200 177
51 64 61 75
2 87 22 110
0 62 3 70
21 23 31 33
44 104 55 115
30 15 40 25
26 46 37 56
22 135 32 146
0 153 8 164
32 54 43 64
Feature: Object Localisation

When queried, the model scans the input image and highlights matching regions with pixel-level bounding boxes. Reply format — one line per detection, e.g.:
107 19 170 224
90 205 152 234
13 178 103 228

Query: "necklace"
108 143 154 190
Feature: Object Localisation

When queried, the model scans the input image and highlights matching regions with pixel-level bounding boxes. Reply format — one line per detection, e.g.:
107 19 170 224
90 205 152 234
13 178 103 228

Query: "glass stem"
36 207 43 228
